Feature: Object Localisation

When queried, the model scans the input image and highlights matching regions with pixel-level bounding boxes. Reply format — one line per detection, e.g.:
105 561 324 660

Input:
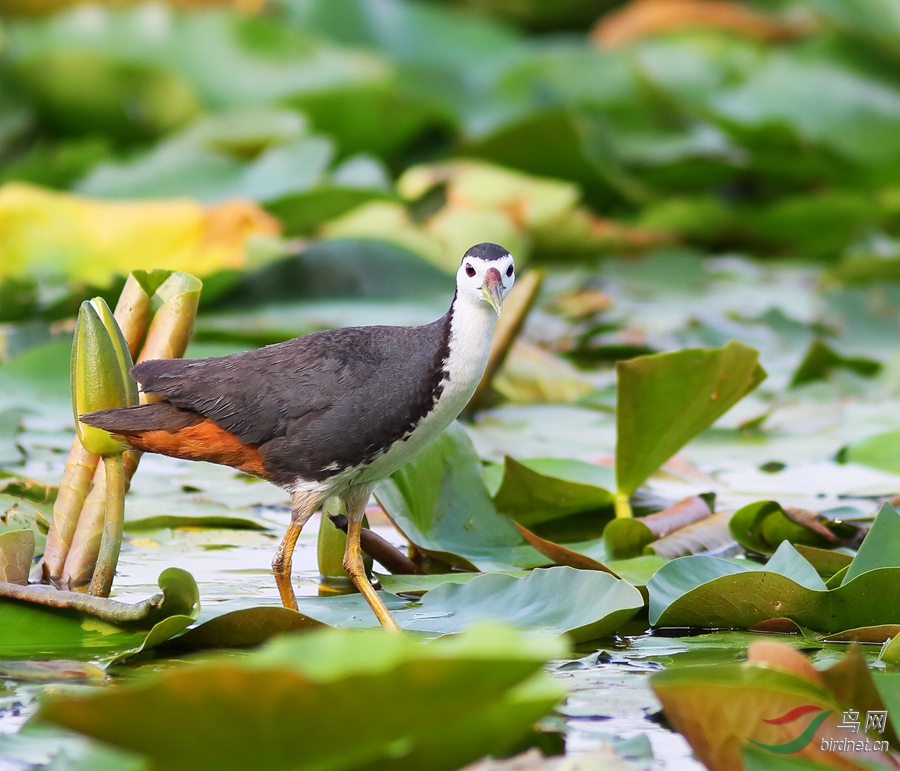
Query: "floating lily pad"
290 567 643 642
123 515 268 532
649 504 900 633
0 568 199 659
41 625 566 771
166 606 323 652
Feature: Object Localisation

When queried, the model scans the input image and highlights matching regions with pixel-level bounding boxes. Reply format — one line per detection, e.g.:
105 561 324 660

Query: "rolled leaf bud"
71 298 138 457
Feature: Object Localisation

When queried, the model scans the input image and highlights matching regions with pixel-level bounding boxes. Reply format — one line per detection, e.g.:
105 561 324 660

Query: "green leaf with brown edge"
513 521 616 574
493 457 615 529
615 341 766 500
821 625 900 644
40 624 566 771
0 567 198 659
375 421 546 571
650 507 900 632
730 501 840 555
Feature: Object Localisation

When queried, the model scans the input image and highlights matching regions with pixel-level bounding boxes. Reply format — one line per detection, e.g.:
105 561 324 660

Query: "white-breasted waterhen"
81 243 516 631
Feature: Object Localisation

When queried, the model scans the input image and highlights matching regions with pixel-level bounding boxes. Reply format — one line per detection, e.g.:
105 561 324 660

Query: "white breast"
329 296 498 492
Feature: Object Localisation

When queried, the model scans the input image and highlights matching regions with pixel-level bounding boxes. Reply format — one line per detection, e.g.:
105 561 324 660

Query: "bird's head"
456 242 515 316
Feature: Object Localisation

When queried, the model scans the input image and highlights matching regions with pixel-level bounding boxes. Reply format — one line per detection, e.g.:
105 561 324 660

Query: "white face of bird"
456 243 516 315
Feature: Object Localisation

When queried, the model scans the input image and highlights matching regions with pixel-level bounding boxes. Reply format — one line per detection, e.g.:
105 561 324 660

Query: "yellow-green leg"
273 490 322 611
342 487 401 632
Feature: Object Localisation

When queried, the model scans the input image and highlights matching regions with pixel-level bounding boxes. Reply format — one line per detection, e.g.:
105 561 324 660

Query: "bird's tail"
80 402 269 478
80 402 202 435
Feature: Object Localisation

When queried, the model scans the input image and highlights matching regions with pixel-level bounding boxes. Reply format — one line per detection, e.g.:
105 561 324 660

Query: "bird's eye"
465 264 476 277
506 265 514 277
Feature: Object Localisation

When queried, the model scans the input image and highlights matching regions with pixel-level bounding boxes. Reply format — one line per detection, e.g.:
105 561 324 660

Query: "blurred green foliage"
0 0 898 289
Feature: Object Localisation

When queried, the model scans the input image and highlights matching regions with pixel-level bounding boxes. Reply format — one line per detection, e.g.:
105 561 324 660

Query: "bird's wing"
131 328 385 447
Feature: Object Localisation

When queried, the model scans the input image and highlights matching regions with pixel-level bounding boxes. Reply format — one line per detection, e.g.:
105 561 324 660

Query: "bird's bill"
482 268 503 315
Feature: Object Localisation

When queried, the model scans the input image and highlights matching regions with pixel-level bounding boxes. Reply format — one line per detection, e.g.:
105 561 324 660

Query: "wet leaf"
650 506 900 633
41 625 566 771
167 607 324 652
0 659 105 683
291 567 644 641
0 568 199 658
729 500 861 556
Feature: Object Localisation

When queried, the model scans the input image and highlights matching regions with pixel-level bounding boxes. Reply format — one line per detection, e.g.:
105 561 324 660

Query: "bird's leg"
273 489 322 611
342 487 401 633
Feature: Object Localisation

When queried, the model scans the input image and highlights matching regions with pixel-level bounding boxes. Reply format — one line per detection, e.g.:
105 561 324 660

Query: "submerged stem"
88 454 125 598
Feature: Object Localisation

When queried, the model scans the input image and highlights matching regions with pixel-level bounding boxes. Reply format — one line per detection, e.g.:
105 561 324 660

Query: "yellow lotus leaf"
399 160 580 229
0 183 281 285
